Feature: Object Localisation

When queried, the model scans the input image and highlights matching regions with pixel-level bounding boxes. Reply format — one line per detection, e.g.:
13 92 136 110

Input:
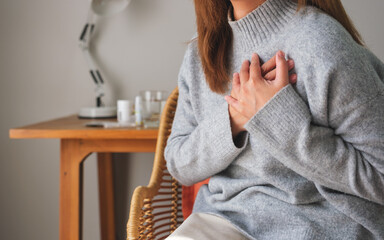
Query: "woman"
164 0 384 239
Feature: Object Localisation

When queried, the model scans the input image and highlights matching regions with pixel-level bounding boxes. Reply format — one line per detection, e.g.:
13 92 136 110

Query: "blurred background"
0 0 383 239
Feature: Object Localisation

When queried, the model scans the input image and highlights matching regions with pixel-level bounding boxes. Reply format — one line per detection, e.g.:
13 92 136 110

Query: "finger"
289 73 297 84
263 58 294 80
276 51 289 84
260 55 276 76
231 72 241 97
250 53 262 81
225 95 242 113
265 72 297 84
264 69 276 81
240 60 250 84
287 59 295 71
233 72 240 89
260 54 294 75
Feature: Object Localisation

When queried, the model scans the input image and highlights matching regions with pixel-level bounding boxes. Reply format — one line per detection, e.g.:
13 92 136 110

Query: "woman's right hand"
229 53 297 139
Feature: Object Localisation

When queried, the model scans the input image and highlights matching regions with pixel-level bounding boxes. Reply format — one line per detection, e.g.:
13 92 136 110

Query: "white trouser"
165 212 249 240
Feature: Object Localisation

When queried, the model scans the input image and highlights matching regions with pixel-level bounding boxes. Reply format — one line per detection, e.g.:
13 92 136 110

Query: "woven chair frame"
127 87 183 240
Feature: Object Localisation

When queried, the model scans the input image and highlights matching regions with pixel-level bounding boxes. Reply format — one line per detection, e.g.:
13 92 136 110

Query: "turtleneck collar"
228 0 298 49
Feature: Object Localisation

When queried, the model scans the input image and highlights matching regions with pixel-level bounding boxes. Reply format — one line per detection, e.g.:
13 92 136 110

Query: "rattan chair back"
127 87 183 240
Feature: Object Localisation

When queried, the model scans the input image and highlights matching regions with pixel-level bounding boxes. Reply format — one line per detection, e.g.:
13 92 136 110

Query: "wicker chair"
127 87 183 240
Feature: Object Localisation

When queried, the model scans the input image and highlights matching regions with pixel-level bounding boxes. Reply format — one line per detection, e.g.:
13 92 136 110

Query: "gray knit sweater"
164 0 384 239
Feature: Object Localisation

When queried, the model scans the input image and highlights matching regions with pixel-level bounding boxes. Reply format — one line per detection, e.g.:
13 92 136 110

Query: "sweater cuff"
244 84 311 145
204 101 249 158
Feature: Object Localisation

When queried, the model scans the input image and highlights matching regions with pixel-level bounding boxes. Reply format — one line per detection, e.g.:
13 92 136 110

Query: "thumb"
276 51 289 84
225 95 242 113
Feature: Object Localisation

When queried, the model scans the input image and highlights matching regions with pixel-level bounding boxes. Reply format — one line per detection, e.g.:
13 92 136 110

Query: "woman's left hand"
225 51 290 120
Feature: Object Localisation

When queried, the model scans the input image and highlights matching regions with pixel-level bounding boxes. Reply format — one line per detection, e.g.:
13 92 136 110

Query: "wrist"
230 122 245 138
231 125 241 138
228 106 246 138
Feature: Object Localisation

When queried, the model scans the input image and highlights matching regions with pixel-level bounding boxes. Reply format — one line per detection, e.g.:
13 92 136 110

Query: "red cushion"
182 178 210 219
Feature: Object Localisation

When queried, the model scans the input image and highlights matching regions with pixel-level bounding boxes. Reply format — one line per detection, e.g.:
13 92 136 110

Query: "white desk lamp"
78 0 132 118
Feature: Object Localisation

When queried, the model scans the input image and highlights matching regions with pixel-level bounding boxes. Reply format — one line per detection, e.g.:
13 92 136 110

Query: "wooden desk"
9 115 158 240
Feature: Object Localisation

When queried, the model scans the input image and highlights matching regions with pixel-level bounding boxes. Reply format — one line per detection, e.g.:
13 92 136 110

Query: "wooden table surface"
9 114 159 240
9 114 158 139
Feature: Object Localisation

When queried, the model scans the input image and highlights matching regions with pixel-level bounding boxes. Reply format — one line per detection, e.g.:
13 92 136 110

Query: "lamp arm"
79 7 105 107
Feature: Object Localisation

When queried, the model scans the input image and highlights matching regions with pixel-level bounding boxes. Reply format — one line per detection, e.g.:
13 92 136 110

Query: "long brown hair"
193 0 364 94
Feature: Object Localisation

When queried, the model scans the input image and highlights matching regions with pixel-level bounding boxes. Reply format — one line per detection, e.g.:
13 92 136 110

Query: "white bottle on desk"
135 96 143 126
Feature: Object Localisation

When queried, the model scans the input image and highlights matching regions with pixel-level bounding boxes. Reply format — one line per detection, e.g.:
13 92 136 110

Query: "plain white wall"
0 0 196 239
0 0 383 239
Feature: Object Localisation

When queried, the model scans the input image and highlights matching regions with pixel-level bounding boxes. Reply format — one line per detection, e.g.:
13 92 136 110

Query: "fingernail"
288 59 294 67
278 51 285 58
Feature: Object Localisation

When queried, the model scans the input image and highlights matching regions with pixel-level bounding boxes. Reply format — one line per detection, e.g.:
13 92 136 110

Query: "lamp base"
78 106 117 119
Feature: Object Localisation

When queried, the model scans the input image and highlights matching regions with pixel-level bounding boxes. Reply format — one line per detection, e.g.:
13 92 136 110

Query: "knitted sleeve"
164 43 248 186
244 45 384 204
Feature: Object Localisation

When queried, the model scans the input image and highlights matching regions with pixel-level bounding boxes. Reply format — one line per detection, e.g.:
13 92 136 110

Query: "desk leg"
97 153 116 240
60 139 89 240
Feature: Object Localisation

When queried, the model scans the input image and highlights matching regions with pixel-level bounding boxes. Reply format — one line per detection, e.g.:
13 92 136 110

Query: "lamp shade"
91 0 132 16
